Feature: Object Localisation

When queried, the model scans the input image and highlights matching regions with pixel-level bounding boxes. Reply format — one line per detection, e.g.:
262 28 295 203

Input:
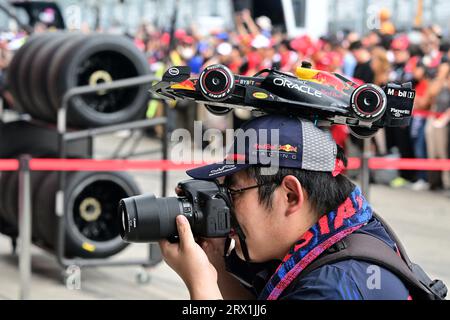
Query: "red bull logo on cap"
279 144 298 153
254 143 298 153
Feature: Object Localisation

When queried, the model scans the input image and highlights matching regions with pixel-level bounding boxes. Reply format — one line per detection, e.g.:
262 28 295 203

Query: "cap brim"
186 162 251 180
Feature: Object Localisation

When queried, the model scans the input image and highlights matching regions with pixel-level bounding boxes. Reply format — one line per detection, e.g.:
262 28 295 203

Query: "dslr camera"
120 180 231 242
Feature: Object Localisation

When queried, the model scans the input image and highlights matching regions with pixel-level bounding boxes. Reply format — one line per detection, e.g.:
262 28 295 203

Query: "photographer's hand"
159 215 223 300
170 186 253 299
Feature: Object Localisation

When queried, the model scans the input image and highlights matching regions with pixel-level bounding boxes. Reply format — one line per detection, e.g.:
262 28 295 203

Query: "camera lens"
119 194 192 242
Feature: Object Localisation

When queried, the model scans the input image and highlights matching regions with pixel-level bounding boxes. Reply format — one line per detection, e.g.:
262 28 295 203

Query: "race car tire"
7 34 47 114
198 64 235 102
348 126 379 139
350 84 387 123
29 33 81 121
34 171 139 258
47 34 150 128
16 32 57 119
205 104 232 115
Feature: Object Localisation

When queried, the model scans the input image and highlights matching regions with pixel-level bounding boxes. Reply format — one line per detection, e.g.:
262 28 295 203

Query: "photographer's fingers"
175 186 183 196
176 215 195 250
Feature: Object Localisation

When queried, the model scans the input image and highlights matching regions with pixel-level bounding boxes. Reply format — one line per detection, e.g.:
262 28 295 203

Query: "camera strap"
236 226 251 262
217 191 252 262
228 204 251 262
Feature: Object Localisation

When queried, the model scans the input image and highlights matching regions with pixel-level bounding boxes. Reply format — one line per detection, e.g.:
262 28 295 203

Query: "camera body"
119 180 231 242
178 180 231 238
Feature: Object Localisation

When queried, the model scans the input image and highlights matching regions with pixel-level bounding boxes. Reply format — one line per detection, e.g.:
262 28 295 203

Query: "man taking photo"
159 114 445 300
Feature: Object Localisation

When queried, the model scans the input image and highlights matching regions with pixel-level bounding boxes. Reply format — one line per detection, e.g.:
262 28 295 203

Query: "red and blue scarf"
259 186 373 300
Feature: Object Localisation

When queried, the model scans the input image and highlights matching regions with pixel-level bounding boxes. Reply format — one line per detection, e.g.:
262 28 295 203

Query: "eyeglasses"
228 184 263 196
220 182 275 200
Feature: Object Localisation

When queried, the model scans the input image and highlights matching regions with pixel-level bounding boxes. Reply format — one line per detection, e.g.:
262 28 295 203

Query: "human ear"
280 175 304 215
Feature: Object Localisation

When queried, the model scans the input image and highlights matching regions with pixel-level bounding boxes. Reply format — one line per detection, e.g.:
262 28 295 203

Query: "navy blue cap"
186 115 338 180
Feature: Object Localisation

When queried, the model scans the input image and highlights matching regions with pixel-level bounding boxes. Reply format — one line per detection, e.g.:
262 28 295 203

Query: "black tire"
348 126 379 139
1 171 17 227
0 171 14 225
7 35 45 113
16 33 58 119
29 33 79 121
205 104 232 115
198 64 235 102
47 34 150 128
35 171 140 258
0 170 48 240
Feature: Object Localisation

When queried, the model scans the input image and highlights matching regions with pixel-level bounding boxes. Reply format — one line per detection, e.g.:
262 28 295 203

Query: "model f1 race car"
150 62 416 138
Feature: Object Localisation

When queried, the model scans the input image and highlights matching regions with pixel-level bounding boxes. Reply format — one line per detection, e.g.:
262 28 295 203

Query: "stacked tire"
0 160 141 258
2 31 148 259
7 32 150 128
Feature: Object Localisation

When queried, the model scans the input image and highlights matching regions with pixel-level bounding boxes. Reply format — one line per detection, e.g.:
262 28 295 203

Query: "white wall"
305 0 329 38
283 0 330 40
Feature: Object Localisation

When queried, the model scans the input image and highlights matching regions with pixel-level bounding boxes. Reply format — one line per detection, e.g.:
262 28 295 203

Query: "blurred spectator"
379 8 396 36
278 39 299 72
363 30 382 48
370 47 391 156
425 46 450 190
350 40 374 84
255 15 272 39
341 31 360 77
371 47 390 86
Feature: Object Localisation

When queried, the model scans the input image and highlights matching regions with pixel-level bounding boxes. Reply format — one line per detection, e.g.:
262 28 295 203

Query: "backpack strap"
295 233 447 300
371 212 447 300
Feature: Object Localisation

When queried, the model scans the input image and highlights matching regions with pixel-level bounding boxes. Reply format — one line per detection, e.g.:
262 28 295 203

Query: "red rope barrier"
0 158 450 172
346 158 361 170
28 159 207 171
412 110 446 118
0 159 19 171
368 158 450 171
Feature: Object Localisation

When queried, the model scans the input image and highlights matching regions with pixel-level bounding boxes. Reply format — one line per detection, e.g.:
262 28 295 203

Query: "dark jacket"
225 217 410 300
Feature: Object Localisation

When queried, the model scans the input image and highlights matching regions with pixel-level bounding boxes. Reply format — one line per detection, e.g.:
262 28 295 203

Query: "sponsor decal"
387 88 415 99
253 143 298 153
171 79 195 90
209 164 237 176
168 67 180 76
239 79 257 86
253 92 269 99
311 71 354 92
273 78 323 98
390 107 411 118
279 144 298 152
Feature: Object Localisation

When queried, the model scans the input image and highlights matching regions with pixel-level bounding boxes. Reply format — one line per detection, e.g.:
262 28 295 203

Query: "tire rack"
2 74 171 298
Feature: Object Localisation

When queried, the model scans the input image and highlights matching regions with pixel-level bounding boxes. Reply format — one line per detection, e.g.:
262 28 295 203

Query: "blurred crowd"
1 8 450 192
132 8 450 192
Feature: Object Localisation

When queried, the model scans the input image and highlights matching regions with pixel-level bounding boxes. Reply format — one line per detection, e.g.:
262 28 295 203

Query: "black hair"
349 40 363 51
235 145 355 217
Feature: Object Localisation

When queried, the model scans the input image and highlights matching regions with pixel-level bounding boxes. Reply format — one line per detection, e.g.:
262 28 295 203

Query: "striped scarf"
259 186 373 300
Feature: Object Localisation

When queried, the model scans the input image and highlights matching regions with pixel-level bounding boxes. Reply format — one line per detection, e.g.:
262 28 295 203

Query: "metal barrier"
55 75 167 275
0 74 170 299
